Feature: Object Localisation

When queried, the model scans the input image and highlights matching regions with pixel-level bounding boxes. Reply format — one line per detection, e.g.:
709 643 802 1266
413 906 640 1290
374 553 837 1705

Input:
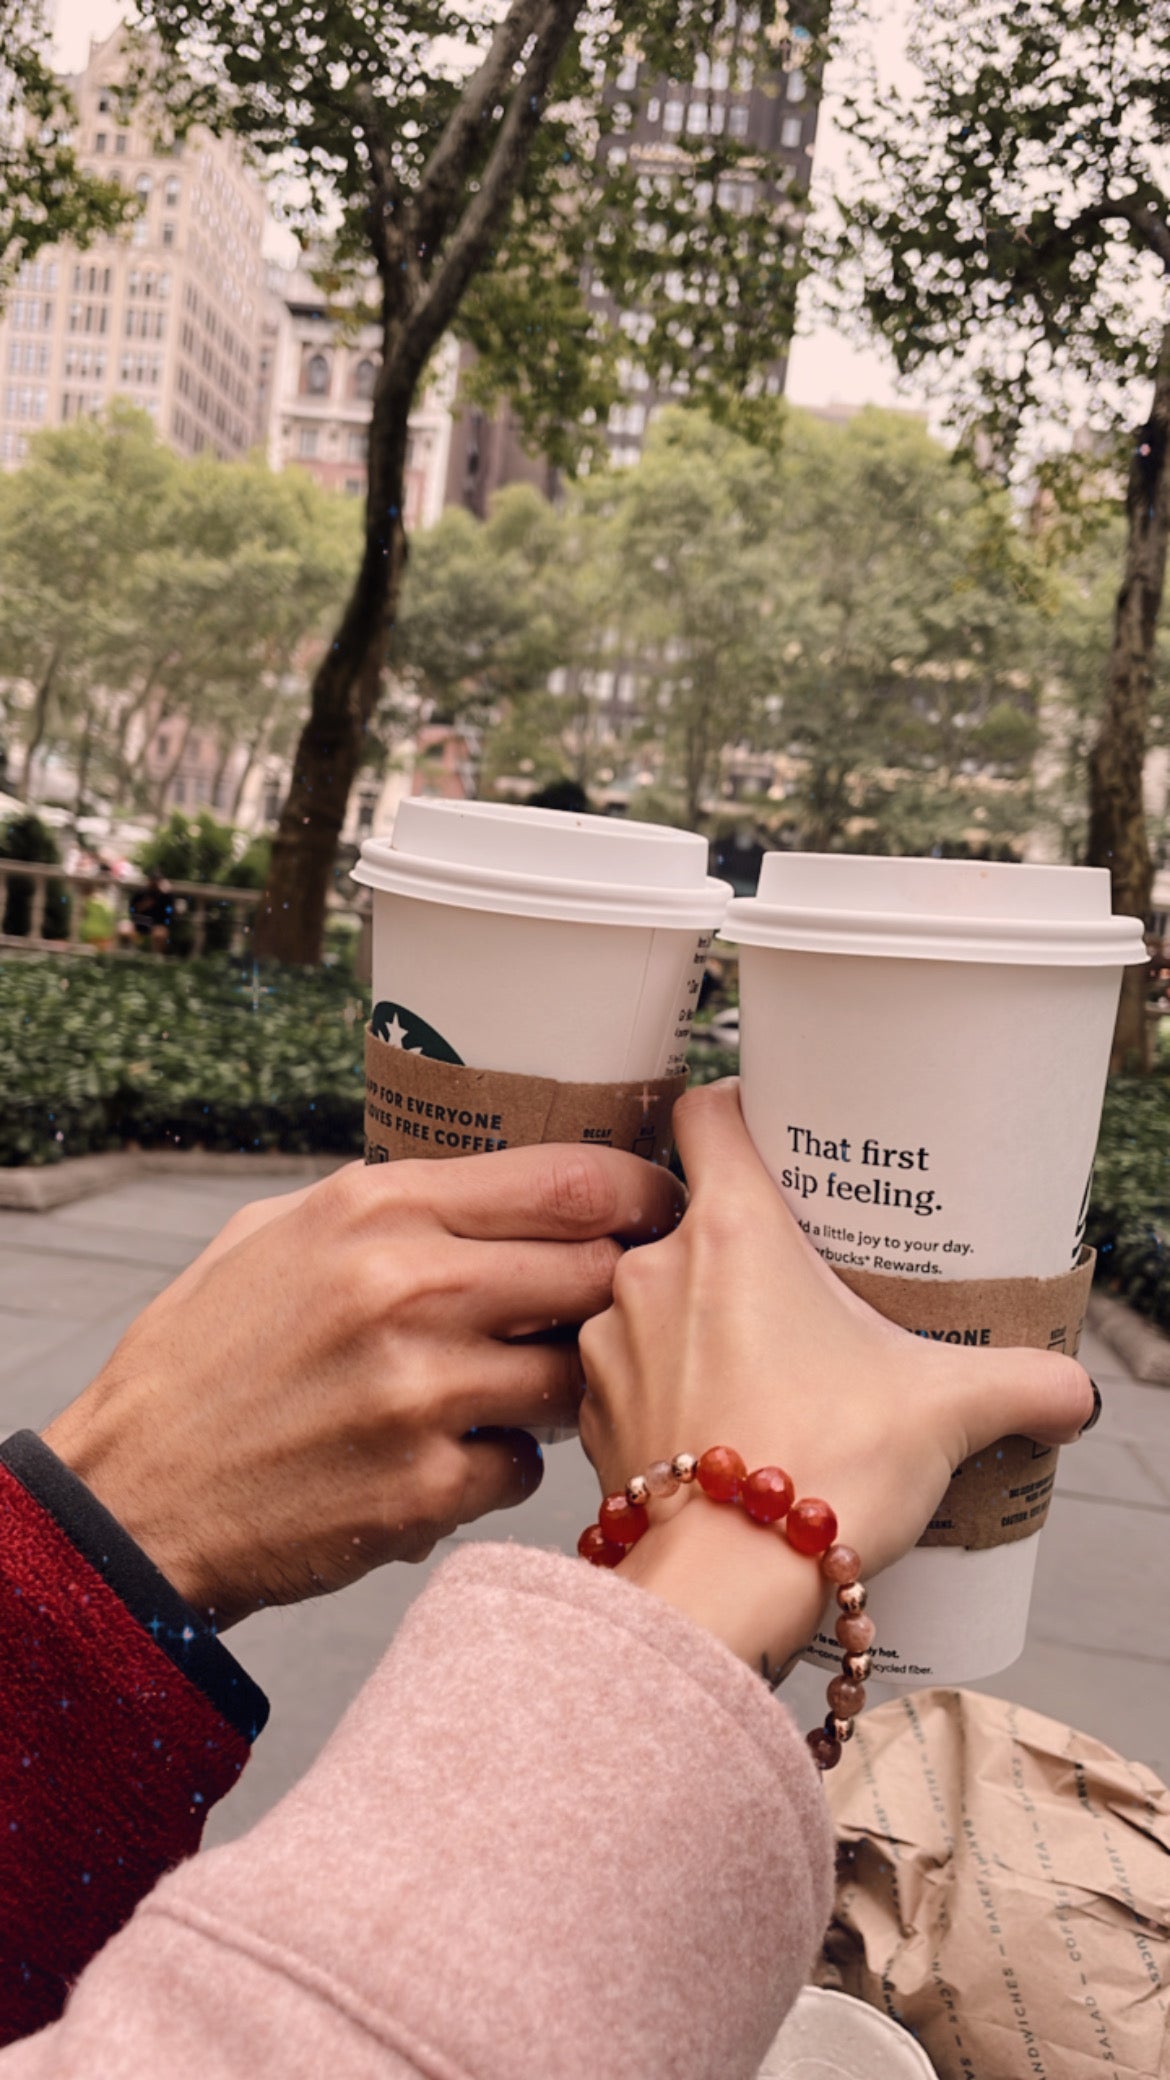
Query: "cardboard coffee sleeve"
365 1027 687 1168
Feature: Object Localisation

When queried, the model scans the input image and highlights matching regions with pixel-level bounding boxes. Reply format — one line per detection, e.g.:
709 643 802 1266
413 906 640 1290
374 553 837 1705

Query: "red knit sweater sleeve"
0 1437 268 2048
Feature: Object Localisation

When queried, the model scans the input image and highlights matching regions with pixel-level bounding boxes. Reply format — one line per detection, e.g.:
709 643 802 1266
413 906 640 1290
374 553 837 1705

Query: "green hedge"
0 956 367 1166
1085 1074 1170 1334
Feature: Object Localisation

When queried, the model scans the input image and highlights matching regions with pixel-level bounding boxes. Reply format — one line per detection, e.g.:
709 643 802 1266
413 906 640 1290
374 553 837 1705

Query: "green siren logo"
371 1000 464 1066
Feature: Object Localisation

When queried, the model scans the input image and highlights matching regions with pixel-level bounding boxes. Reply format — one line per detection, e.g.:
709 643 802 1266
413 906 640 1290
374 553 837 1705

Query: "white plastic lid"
723 853 1147 967
353 799 732 929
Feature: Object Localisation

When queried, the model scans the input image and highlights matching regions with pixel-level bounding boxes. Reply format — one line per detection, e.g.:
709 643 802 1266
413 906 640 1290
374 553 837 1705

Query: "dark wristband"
0 1430 269 1743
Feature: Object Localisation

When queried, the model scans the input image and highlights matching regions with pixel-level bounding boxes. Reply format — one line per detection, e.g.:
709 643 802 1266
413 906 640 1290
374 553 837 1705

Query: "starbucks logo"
371 999 464 1065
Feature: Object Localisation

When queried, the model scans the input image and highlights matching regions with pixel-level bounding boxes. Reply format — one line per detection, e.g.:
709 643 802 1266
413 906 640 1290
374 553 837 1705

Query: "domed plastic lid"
353 799 732 929
723 853 1147 967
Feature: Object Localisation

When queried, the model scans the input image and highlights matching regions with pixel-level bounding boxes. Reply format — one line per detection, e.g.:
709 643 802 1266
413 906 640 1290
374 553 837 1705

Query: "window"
172 777 187 806
115 132 127 155
686 102 708 133
729 103 749 136
305 352 330 395
132 220 148 245
98 92 111 112
357 791 378 835
781 115 803 148
135 172 152 201
352 356 376 400
786 68 805 100
162 221 176 247
158 271 171 298
298 426 319 457
165 176 180 206
94 131 107 152
347 428 367 460
663 100 684 133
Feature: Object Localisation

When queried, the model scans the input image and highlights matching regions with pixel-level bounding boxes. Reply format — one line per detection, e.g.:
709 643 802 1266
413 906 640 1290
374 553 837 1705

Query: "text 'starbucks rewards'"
724 852 1146 1684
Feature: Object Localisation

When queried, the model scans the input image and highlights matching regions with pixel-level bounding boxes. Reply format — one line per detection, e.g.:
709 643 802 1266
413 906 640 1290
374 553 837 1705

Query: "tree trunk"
1086 321 1170 1072
150 712 194 823
251 358 412 964
20 645 60 798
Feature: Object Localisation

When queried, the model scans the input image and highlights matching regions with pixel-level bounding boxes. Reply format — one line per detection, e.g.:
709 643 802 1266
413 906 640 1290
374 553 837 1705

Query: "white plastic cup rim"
723 854 1146 967
723 897 1148 966
353 800 732 930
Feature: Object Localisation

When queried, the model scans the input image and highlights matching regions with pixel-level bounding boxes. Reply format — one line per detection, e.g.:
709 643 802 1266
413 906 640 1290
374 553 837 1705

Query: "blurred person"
0 1087 1093 2075
124 872 173 953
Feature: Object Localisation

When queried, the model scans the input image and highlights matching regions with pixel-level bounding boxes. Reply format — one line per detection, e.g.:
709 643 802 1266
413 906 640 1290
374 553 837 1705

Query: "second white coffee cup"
724 852 1146 1682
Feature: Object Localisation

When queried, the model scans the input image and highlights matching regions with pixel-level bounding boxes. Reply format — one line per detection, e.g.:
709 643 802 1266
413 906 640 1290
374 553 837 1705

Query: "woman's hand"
44 1146 683 1627
579 1081 1093 1670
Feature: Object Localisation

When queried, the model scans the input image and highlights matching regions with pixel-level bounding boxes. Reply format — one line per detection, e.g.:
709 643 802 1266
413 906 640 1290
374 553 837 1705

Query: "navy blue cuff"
0 1430 269 1744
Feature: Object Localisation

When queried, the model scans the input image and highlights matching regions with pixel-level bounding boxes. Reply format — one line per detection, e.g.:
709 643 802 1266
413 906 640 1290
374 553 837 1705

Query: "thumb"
955 1347 1095 1457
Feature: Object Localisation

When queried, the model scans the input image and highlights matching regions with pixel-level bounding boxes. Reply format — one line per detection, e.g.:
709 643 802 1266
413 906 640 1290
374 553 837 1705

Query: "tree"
603 408 785 828
828 0 1170 1065
135 0 829 961
0 407 355 818
0 2 137 305
765 410 1046 852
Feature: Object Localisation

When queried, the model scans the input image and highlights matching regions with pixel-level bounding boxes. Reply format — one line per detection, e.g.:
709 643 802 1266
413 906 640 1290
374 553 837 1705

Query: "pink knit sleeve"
1 1545 833 2080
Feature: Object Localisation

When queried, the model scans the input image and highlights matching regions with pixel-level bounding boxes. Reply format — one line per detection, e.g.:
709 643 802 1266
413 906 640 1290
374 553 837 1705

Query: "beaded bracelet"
577 1445 874 1771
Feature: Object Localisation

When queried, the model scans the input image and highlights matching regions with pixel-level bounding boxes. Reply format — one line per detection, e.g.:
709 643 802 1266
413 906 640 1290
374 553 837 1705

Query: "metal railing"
0 859 364 958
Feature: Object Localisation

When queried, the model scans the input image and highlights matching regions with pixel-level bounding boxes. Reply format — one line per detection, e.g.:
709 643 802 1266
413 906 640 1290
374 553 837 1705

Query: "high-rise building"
0 26 266 469
589 26 821 467
261 264 458 529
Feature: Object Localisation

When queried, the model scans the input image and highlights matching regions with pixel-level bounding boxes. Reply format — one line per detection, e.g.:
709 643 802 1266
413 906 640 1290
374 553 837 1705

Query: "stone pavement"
1 1170 1167 1857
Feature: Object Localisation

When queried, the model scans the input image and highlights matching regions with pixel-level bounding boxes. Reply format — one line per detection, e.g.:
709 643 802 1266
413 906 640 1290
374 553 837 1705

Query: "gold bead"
830 1715 855 1743
842 1651 873 1682
671 1452 698 1484
625 1474 650 1507
837 1581 867 1615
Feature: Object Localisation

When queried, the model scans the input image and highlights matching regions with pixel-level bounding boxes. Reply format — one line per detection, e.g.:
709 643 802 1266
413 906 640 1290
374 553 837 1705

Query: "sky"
49 0 925 418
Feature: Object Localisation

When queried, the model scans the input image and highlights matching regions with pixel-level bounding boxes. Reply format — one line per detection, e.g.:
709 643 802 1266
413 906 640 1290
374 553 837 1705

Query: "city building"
590 24 822 467
0 25 266 469
262 264 458 527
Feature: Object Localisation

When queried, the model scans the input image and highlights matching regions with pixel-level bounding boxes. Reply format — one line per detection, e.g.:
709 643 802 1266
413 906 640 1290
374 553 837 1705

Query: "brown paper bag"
817 1689 1170 2080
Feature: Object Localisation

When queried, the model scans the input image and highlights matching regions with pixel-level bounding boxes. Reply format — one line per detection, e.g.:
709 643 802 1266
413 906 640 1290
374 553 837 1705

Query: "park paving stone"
0 1171 1166 1851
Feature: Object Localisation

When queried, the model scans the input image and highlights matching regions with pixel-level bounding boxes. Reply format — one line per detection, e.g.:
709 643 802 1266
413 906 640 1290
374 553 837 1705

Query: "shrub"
0 955 366 1166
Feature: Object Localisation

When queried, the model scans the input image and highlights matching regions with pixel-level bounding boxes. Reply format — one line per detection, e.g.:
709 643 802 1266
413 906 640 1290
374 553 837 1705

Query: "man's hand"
43 1148 683 1627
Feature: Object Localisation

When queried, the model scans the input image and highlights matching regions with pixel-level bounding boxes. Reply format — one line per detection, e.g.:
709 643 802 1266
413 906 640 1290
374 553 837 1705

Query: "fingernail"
1079 1379 1102 1436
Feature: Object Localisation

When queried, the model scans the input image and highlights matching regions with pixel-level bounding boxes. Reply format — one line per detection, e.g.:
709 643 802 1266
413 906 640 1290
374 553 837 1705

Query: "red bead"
696 1446 747 1503
821 1543 862 1585
577 1524 626 1568
827 1675 867 1717
786 1497 838 1556
806 1727 841 1771
836 1612 876 1654
598 1493 650 1547
742 1465 795 1524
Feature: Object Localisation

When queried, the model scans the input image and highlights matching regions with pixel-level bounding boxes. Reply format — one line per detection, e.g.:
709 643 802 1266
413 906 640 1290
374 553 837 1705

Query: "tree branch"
413 0 553 264
400 0 583 376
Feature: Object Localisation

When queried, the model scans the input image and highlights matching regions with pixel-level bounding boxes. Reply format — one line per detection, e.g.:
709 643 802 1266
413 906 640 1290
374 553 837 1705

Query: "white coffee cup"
759 1987 937 2078
353 799 732 1081
724 853 1146 1682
